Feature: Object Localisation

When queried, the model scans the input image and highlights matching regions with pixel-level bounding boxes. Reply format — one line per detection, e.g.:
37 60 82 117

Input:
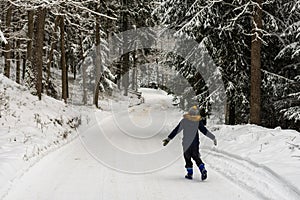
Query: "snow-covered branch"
262 69 296 83
0 29 7 44
66 1 117 20
6 0 117 20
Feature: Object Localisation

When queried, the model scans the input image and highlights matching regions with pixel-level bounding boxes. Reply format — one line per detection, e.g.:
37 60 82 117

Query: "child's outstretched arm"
162 120 183 146
198 121 217 146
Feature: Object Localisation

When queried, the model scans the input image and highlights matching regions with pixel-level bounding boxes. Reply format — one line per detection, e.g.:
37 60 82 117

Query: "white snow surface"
0 76 300 200
0 74 81 198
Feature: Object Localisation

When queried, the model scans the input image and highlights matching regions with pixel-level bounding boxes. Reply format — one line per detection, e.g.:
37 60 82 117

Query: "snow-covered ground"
203 125 300 200
1 75 300 200
0 74 81 198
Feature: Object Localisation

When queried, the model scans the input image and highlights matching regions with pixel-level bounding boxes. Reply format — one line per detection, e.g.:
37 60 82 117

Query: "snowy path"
3 89 264 200
3 138 257 200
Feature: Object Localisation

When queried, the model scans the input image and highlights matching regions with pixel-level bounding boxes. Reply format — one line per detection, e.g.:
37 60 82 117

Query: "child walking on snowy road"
162 106 217 180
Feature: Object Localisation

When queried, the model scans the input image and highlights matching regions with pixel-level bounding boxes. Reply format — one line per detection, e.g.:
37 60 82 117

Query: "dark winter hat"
188 106 199 116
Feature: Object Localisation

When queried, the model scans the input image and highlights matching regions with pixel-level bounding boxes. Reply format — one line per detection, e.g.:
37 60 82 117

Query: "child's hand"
162 138 171 146
213 138 217 146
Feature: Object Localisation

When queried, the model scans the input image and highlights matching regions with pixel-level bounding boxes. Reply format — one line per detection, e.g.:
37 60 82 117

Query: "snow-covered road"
4 136 257 200
2 89 276 200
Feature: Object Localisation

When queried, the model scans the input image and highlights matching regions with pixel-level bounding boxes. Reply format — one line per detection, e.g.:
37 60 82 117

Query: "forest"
0 0 299 131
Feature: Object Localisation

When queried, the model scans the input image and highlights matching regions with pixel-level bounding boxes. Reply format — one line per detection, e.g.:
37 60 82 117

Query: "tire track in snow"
202 147 300 200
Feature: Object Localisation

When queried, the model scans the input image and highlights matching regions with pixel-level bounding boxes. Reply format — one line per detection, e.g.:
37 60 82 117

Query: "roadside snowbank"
0 74 81 198
203 123 300 198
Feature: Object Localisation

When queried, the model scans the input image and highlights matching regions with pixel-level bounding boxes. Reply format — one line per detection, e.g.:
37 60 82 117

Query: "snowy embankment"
0 74 81 198
203 124 300 199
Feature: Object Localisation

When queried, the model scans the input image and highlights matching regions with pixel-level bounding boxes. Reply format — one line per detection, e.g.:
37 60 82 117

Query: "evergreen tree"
156 0 300 129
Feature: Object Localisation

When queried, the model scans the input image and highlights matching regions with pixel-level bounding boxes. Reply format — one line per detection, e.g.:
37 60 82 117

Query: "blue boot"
199 164 207 180
185 168 193 179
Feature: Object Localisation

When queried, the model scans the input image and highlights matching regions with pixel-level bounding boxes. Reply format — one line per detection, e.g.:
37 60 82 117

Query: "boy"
162 106 217 180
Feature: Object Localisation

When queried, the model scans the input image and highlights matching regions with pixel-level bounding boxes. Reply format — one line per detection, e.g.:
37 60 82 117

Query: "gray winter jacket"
168 114 215 150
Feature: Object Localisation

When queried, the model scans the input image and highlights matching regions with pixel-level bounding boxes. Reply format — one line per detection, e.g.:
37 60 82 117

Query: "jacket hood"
183 114 202 122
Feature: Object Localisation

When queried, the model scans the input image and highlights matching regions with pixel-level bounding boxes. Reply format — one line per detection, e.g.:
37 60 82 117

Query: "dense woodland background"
0 0 299 131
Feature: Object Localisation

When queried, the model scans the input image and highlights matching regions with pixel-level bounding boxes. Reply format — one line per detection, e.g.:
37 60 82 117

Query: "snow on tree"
0 28 7 44
155 0 300 130
0 0 118 104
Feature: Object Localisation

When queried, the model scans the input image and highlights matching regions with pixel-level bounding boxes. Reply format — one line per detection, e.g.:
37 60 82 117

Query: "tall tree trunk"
46 16 60 95
72 59 76 80
27 10 34 63
250 0 263 125
4 5 12 78
16 40 20 83
66 42 69 99
225 98 236 125
122 0 129 96
60 15 68 103
161 69 165 88
148 65 150 86
132 50 137 90
156 63 159 87
32 8 47 100
79 32 87 105
122 53 130 96
135 67 138 91
93 16 102 108
22 54 26 80
117 52 122 90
